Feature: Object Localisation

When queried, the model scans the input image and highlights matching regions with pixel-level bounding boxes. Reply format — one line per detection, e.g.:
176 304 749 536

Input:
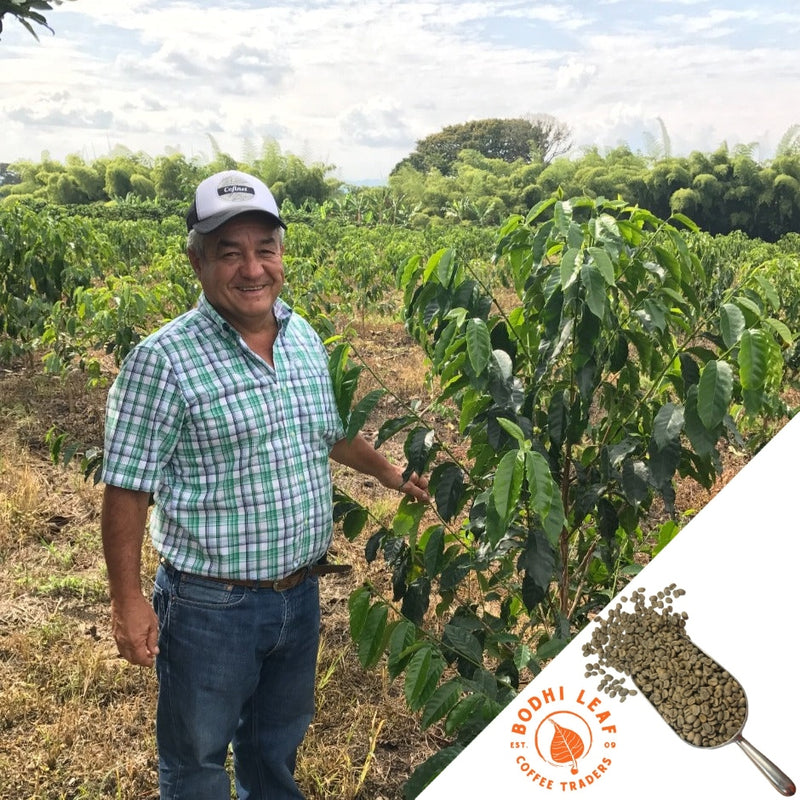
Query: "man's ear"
187 248 202 278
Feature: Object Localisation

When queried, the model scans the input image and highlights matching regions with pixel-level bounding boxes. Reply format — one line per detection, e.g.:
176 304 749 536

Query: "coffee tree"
333 196 792 796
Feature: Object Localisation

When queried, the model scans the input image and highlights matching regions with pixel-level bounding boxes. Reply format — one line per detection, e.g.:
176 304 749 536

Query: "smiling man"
100 170 429 800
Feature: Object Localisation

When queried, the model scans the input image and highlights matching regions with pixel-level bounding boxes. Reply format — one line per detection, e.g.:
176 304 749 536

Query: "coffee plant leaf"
465 317 491 375
738 328 769 390
429 462 465 522
697 359 733 429
404 645 445 711
420 678 464 730
720 302 746 348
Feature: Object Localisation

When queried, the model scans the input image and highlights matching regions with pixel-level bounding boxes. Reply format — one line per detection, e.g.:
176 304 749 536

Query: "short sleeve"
101 344 186 492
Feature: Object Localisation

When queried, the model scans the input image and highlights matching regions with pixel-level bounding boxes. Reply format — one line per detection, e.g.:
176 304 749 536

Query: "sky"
1 0 799 184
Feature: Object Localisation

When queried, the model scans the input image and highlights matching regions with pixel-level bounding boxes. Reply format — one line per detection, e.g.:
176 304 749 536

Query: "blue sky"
1 0 798 183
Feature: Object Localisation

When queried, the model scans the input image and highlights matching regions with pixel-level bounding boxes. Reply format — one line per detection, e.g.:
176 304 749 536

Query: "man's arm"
330 434 430 503
101 484 160 667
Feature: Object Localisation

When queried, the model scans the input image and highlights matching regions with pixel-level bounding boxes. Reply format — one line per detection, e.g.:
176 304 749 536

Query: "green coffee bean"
582 584 747 747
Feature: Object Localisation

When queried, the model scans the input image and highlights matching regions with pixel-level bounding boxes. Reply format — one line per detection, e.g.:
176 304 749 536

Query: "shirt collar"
196 293 293 338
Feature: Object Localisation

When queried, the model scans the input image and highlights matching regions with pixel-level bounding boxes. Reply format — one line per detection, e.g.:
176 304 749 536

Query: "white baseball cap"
186 170 286 233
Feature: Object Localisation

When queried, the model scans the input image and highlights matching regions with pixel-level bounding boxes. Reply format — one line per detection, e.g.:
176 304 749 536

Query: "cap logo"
216 176 257 202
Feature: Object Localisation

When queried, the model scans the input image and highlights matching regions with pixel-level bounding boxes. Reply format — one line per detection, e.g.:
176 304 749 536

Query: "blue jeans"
152 563 320 800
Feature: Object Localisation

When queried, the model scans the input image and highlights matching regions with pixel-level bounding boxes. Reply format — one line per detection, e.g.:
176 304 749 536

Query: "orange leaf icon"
550 718 585 774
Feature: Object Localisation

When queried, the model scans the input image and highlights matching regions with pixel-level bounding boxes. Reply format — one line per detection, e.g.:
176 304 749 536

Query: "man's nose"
239 250 262 275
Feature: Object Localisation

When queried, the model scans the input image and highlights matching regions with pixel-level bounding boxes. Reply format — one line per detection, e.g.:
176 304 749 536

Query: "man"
101 170 429 800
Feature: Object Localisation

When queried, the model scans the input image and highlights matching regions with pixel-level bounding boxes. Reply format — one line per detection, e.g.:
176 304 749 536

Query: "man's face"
189 212 285 334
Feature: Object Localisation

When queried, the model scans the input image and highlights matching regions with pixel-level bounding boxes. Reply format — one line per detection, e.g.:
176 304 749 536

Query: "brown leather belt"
162 558 351 592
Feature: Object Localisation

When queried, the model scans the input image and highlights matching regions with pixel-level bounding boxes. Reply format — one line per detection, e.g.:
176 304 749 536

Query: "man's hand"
397 470 431 504
102 485 155 665
330 435 431 504
111 594 160 667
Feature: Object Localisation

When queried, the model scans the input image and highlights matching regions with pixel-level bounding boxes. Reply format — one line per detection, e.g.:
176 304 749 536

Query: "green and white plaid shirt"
102 294 345 580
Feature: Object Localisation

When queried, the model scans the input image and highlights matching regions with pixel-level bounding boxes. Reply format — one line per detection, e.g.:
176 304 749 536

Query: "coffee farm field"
1 196 799 799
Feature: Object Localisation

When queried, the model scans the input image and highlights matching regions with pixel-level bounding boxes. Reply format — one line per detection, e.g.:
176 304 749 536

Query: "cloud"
339 102 414 148
1 0 799 178
555 59 599 93
5 97 114 130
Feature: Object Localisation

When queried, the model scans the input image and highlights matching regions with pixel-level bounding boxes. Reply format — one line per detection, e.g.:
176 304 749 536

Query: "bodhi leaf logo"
535 710 593 774
507 684 617 791
549 718 586 774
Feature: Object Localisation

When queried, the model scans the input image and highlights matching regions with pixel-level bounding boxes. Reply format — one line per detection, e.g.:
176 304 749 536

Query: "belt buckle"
273 568 306 592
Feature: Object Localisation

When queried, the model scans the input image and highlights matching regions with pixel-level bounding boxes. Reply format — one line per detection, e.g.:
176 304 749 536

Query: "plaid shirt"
101 294 345 580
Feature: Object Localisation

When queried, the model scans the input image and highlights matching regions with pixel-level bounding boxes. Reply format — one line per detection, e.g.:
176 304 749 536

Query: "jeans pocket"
174 573 246 607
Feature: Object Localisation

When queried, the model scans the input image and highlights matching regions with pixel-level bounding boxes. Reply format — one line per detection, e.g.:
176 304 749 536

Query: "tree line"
2 118 800 241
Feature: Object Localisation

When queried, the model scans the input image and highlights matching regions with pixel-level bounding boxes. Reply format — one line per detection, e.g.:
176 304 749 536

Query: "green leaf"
763 317 793 346
404 645 445 711
753 274 780 311
697 359 733 429
536 636 570 661
560 247 581 289
345 388 385 440
547 390 569 450
403 427 436 478
402 578 431 626
387 618 418 680
465 317 491 375
669 211 700 232
423 525 445 576
444 692 486 736
719 303 746 349
495 416 525 444
430 462 465 522
443 621 483 667
518 530 556 601
422 248 451 284
392 496 428 540
587 246 615 285
459 388 491 434
404 745 465 800
652 402 684 450
580 261 607 319
525 451 566 546
342 507 369 541
348 586 371 640
683 385 719 457
421 679 464 729
375 414 415 448
652 244 681 282
651 519 681 557
435 248 457 287
649 436 681 493
399 253 423 292
738 328 769 390
621 459 649 506
356 603 390 669
492 449 524 521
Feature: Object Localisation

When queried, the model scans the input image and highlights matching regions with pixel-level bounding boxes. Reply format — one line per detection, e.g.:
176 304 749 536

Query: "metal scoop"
637 645 795 797
586 587 795 795
730 729 796 797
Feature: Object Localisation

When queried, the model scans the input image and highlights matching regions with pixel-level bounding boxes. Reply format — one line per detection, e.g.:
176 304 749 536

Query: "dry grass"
0 331 437 800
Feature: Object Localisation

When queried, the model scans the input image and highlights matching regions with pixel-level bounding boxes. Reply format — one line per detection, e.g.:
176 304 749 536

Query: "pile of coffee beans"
581 584 747 747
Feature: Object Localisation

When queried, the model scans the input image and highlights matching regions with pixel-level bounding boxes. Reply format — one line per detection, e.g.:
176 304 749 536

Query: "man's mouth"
237 285 268 292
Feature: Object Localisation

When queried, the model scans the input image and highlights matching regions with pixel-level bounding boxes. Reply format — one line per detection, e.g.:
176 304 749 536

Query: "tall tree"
392 116 571 177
